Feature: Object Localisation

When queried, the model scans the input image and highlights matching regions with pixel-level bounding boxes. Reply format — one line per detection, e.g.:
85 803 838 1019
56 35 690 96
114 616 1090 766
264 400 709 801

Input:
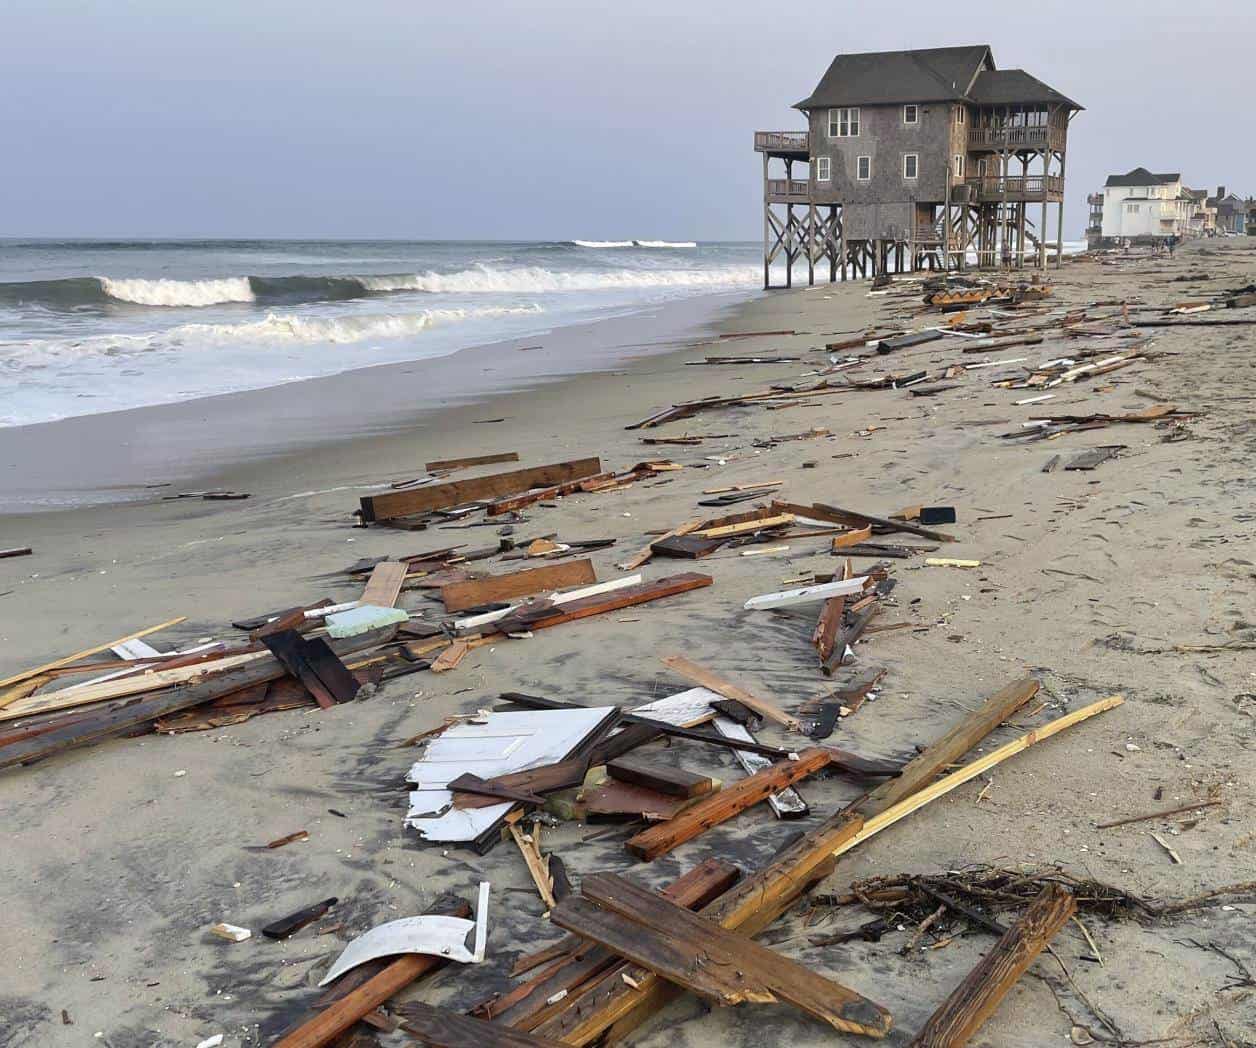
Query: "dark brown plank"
485 472 617 515
812 502 957 543
909 885 1076 1046
492 573 712 634
441 559 597 612
360 458 602 522
606 756 714 799
426 452 519 472
451 758 590 810
583 780 694 821
263 631 358 708
625 748 832 861
447 772 545 806
396 1003 568 1047
555 873 892 1036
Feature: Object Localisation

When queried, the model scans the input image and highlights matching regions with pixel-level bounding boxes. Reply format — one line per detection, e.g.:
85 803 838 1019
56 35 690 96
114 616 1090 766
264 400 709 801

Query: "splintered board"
360 458 602 522
441 560 597 612
426 452 520 472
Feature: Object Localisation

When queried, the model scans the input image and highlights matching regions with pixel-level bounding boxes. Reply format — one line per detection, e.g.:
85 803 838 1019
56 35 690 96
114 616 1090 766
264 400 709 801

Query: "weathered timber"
360 458 602 522
452 759 591 810
625 748 832 861
660 654 800 731
0 615 188 691
448 772 546 806
909 885 1076 1047
583 780 697 821
263 631 359 709
485 471 618 515
396 1002 569 1047
359 561 408 607
267 899 472 1048
262 897 338 940
491 573 712 633
555 873 892 1037
425 452 520 472
607 756 714 799
812 596 845 663
813 503 957 543
441 559 597 612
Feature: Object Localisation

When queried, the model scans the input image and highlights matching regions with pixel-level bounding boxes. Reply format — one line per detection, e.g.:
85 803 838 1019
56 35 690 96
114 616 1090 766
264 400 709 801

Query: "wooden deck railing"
754 131 810 153
967 126 1065 152
964 174 1064 199
765 178 811 201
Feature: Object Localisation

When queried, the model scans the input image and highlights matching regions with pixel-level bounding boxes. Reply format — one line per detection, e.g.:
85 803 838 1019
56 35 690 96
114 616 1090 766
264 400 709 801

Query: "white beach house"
1100 167 1191 241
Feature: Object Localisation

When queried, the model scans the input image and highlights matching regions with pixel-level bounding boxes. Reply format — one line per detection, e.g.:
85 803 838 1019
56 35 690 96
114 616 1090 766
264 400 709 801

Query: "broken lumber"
553 872 891 1037
625 748 831 861
660 654 800 731
0 616 188 691
441 559 597 612
398 1002 568 1047
813 503 957 543
491 574 711 633
425 452 519 472
359 458 602 522
620 518 703 571
909 885 1076 1047
607 756 713 799
359 561 408 608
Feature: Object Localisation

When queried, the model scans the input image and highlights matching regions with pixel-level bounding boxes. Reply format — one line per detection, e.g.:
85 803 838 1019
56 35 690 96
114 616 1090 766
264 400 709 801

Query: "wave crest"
375 264 757 294
101 277 256 307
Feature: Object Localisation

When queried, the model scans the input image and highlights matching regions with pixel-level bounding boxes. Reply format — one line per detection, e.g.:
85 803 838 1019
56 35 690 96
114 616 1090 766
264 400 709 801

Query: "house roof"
794 45 993 109
794 46 1081 111
968 69 1082 109
1104 167 1180 187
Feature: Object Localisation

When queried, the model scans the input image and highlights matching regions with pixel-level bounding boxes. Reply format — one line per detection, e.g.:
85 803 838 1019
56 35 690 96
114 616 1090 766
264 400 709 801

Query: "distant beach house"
753 44 1082 286
1097 169 1219 243
1208 187 1249 234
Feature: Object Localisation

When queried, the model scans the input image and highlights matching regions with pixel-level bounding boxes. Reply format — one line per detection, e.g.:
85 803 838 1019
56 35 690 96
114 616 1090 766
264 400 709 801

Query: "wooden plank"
485 471 618 515
909 886 1076 1047
695 513 793 538
583 780 697 821
0 616 188 690
493 574 712 633
0 546 33 559
441 559 597 612
359 561 407 608
360 458 603 522
448 772 545 806
607 756 713 799
620 518 703 571
812 503 957 543
263 633 337 709
425 451 519 472
396 1001 569 1047
660 654 800 731
429 638 472 673
812 596 845 663
555 873 892 1037
625 748 831 861
271 901 472 1048
832 525 873 549
452 758 590 810
713 717 809 819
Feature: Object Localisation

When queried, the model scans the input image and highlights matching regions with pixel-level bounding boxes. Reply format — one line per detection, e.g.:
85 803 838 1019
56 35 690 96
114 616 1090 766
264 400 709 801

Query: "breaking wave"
0 261 748 310
569 239 697 248
633 240 698 248
0 305 545 370
363 265 757 294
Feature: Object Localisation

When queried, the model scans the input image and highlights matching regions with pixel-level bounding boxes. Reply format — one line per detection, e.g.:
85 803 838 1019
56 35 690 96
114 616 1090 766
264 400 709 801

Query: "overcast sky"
2 0 1251 240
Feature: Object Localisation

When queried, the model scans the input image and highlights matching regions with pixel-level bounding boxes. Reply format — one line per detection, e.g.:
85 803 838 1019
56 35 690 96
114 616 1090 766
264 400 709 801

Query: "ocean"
0 239 763 428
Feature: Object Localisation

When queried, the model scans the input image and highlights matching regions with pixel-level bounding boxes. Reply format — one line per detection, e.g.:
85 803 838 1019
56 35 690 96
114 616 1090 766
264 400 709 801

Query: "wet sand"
1 242 1253 1047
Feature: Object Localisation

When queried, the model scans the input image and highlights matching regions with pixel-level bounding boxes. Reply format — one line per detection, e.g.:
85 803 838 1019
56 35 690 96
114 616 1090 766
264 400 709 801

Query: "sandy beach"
2 241 1254 1047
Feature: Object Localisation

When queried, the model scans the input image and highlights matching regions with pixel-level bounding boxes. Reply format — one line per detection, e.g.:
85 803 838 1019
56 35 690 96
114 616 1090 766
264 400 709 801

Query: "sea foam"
363 264 757 294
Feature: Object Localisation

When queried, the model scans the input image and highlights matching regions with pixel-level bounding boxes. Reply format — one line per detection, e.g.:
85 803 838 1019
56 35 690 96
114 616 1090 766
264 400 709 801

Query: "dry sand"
1 241 1254 1047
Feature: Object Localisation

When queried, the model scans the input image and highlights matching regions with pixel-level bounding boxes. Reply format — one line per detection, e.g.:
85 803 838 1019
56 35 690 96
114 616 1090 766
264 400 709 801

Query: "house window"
856 155 871 181
816 156 831 182
953 154 965 178
903 104 918 125
903 154 918 180
955 106 966 125
829 107 859 137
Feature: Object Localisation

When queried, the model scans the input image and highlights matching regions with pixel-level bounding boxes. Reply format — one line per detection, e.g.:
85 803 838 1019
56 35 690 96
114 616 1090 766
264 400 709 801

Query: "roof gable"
795 45 992 109
1104 167 1180 188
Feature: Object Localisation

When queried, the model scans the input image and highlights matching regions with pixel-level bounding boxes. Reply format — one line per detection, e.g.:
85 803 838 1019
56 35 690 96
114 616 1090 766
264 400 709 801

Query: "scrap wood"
812 596 845 664
552 873 892 1037
695 512 793 538
429 639 472 673
582 779 699 822
359 457 603 523
0 615 188 691
452 759 591 811
713 716 809 818
267 830 310 849
0 546 32 558
624 748 832 861
490 573 712 634
397 1002 569 1047
531 678 1043 1045
908 885 1076 1047
441 559 597 612
485 471 617 515
1095 799 1222 829
510 822 557 910
743 575 869 611
832 525 873 549
813 502 958 543
263 631 360 708
359 561 408 608
660 654 800 731
425 452 519 472
606 755 714 799
270 899 474 1048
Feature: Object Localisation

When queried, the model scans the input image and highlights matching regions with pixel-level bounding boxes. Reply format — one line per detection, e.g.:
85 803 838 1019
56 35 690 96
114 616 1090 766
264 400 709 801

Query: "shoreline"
0 286 759 514
2 243 1252 1046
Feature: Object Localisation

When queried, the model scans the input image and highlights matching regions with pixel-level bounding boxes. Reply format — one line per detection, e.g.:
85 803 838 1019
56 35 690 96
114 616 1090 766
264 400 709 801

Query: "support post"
762 152 770 289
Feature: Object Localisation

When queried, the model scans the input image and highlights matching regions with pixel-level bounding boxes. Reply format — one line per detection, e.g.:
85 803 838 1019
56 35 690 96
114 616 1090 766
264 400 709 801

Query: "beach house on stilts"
754 45 1082 287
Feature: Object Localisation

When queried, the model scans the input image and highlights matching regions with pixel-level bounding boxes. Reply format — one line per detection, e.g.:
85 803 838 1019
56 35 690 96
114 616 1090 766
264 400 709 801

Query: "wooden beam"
625 748 831 861
360 458 602 522
607 756 713 799
441 560 597 612
811 503 957 543
660 654 800 731
493 574 712 633
0 616 188 690
553 873 892 1037
426 452 519 472
396 1002 569 1047
909 885 1076 1047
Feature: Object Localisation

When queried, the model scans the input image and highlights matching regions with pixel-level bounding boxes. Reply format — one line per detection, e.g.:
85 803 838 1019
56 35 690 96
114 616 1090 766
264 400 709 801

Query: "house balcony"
1087 193 1104 206
765 178 811 203
967 125 1066 153
964 174 1064 201
754 131 810 158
